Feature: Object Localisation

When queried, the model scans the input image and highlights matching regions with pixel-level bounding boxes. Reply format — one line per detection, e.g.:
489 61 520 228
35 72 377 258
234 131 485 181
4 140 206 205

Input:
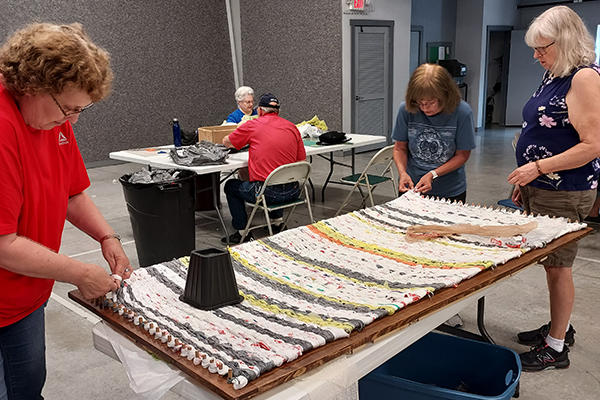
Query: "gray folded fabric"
169 140 229 166
128 167 182 184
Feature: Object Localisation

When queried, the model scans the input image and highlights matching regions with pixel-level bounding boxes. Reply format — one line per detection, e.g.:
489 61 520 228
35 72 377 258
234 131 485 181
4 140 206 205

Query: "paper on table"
97 323 184 400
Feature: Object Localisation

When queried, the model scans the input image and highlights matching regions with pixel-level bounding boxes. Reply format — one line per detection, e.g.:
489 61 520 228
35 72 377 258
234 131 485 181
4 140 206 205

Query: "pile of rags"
297 115 328 138
169 140 229 167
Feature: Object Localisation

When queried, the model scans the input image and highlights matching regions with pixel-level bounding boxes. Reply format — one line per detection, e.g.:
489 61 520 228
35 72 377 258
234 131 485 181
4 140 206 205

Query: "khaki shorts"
520 186 596 267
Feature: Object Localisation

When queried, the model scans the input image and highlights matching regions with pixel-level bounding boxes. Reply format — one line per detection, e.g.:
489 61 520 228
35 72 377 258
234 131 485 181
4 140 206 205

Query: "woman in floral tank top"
507 6 600 372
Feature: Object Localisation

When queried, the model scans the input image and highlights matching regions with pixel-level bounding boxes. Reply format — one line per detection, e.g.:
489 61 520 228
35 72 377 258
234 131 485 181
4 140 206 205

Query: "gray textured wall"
240 1 342 130
0 1 235 163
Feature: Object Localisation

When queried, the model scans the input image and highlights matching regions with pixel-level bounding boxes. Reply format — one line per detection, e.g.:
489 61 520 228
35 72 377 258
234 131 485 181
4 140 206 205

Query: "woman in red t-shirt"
0 23 131 399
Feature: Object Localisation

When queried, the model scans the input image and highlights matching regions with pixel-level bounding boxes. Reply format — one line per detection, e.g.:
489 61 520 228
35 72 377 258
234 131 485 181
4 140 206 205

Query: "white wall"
455 0 517 128
455 0 484 127
411 0 457 47
519 2 600 31
341 0 412 135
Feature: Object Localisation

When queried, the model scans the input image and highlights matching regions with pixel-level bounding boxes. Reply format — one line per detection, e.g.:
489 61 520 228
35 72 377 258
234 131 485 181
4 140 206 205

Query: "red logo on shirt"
58 132 69 146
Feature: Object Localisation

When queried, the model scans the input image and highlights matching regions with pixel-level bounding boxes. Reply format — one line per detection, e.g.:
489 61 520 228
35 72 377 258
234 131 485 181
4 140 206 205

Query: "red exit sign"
352 0 364 10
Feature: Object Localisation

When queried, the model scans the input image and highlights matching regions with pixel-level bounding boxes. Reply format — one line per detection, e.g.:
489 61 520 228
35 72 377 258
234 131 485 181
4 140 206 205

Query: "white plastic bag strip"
98 323 184 400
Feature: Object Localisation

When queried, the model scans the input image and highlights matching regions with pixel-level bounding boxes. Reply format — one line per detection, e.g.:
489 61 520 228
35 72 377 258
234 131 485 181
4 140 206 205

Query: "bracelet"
99 233 121 244
535 160 545 176
429 170 438 180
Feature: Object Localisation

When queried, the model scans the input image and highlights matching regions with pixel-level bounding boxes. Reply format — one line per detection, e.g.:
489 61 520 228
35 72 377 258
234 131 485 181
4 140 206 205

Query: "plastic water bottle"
172 118 182 147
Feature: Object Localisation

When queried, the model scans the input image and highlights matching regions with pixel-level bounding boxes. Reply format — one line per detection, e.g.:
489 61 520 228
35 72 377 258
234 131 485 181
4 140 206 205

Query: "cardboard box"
197 125 238 144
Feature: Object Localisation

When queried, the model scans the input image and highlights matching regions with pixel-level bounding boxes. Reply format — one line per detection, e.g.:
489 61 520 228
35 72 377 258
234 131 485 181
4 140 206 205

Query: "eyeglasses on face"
533 42 555 55
50 93 94 118
414 99 438 108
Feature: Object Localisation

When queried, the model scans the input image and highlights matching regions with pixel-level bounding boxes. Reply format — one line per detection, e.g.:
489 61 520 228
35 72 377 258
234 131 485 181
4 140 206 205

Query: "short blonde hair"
525 6 596 77
0 22 112 102
405 63 462 114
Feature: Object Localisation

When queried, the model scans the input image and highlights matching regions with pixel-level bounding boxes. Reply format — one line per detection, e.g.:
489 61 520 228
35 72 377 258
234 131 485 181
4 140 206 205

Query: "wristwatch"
429 170 438 180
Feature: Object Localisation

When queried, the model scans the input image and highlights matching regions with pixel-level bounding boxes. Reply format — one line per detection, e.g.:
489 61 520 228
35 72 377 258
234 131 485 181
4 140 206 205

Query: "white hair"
259 106 279 114
525 6 596 77
234 86 254 102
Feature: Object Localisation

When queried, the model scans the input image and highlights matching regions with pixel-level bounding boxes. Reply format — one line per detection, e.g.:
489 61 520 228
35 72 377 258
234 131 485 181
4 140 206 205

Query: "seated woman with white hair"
225 86 257 124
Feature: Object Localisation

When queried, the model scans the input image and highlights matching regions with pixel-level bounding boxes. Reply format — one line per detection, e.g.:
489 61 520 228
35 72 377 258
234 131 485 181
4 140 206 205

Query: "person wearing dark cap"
222 93 306 244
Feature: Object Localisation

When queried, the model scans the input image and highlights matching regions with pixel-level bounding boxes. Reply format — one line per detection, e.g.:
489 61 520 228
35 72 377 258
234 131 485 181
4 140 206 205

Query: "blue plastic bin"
359 332 521 400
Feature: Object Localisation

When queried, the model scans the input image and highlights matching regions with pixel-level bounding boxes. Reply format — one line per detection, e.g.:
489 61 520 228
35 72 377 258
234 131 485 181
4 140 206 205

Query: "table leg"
434 297 495 344
308 156 315 202
212 173 229 246
321 152 335 202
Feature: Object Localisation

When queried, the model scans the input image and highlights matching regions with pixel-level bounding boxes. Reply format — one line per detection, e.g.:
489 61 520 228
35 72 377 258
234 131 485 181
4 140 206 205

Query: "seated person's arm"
223 135 235 148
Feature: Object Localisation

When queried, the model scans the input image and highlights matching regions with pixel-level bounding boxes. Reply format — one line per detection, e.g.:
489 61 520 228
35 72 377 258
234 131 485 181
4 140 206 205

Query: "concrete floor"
43 127 599 399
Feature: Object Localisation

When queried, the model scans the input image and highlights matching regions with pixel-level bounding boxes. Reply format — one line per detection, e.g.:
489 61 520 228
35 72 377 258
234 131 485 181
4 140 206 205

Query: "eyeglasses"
413 99 438 108
50 93 94 118
533 42 555 55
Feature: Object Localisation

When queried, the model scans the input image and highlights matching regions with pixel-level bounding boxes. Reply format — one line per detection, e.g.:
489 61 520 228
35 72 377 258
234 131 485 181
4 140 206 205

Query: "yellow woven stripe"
241 292 355 333
313 219 494 270
230 249 398 316
259 239 432 297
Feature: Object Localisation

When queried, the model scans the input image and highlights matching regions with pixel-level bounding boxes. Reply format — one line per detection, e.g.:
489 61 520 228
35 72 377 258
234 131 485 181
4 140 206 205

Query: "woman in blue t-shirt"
225 86 258 124
392 63 476 203
507 6 600 372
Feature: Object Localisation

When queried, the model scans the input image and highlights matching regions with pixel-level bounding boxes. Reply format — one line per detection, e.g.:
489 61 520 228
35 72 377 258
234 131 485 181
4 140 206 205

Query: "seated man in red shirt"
222 93 306 244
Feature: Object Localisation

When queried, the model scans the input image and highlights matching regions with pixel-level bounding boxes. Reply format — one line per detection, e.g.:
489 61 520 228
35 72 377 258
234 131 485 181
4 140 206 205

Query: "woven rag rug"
114 191 585 389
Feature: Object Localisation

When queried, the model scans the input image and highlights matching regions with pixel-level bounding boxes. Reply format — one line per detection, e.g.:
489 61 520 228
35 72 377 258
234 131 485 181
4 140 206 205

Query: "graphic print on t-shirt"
407 123 456 169
58 132 69 146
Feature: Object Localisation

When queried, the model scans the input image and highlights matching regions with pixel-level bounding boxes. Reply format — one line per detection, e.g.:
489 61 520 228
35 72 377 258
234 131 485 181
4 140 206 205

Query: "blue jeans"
0 303 46 400
224 179 301 231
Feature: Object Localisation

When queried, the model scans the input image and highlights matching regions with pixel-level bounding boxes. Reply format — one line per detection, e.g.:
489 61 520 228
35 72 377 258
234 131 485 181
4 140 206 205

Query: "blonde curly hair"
0 22 113 102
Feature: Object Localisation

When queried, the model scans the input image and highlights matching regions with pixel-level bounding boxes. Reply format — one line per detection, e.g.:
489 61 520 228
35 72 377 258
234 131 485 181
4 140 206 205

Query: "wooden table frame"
70 228 591 400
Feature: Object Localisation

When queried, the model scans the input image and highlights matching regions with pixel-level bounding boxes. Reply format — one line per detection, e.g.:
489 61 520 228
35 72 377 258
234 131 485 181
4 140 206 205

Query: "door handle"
355 95 364 100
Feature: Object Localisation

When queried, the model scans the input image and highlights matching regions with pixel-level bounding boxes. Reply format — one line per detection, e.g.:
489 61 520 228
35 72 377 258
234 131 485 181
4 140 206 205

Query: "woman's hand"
101 239 132 280
414 172 434 194
76 263 118 299
508 162 539 187
398 172 414 193
511 187 522 207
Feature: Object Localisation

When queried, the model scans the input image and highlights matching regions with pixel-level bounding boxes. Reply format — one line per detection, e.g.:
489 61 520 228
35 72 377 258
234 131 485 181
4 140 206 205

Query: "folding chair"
240 161 314 241
335 145 396 216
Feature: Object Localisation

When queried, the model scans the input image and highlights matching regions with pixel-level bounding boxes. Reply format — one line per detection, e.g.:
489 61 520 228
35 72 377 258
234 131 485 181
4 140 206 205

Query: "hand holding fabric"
414 173 434 194
102 239 132 280
76 263 118 299
398 172 414 193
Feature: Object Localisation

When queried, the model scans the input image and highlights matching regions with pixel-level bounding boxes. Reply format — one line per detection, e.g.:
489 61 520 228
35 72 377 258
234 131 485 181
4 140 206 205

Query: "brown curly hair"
0 22 112 102
405 63 462 115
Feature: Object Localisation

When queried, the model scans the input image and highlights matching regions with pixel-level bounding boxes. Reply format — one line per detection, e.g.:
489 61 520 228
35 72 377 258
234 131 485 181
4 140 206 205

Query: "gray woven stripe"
236 303 336 343
262 237 444 290
237 281 374 332
212 308 314 353
160 259 189 280
116 266 276 380
233 259 387 324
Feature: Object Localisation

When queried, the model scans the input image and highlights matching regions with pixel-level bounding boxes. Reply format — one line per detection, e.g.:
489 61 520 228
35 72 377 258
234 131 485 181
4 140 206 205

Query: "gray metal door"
351 23 393 148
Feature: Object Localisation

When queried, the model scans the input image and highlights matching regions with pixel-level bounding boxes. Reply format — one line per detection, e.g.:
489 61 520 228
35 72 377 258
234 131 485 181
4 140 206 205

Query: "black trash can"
120 170 197 267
